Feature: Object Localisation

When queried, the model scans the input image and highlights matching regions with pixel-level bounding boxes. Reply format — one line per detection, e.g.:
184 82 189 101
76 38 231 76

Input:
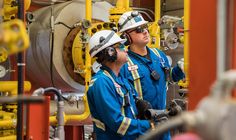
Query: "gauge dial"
0 65 6 78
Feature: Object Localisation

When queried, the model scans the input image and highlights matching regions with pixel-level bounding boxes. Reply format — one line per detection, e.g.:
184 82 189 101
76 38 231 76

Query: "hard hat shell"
118 11 148 32
89 30 126 57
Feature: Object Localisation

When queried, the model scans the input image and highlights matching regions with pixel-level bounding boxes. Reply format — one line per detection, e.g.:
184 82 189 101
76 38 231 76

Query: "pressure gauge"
0 65 7 78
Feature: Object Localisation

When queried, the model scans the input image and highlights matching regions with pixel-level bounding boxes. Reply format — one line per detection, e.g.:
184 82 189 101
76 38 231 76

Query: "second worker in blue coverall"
118 11 185 140
87 30 151 140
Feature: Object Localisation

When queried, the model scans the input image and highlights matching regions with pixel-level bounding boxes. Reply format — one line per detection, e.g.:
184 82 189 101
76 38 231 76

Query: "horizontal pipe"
0 119 16 128
0 135 16 140
0 81 31 95
49 96 90 125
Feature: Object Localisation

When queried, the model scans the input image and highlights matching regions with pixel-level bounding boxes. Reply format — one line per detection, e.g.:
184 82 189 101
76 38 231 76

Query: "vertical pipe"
189 0 217 109
17 0 25 139
125 0 130 10
85 0 91 95
155 0 161 47
233 1 236 68
217 0 227 78
184 0 190 83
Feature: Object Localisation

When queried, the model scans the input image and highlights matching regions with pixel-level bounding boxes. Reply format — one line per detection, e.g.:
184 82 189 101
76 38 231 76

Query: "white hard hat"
89 30 126 57
118 11 148 32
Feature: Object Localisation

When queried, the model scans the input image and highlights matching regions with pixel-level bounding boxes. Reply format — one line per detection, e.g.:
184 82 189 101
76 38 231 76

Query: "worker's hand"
135 98 152 120
177 58 184 73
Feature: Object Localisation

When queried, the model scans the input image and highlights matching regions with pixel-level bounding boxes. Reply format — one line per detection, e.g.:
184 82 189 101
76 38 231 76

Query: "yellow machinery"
2 0 31 21
0 19 29 63
0 18 31 138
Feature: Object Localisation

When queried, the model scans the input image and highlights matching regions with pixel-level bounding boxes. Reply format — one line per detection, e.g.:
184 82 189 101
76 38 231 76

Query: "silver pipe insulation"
217 0 227 78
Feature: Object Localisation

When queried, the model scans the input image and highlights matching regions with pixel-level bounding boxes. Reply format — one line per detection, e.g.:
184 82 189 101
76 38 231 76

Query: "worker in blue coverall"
87 30 152 140
118 11 185 140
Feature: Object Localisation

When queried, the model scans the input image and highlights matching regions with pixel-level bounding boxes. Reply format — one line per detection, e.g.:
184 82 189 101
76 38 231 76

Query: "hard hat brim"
90 38 127 58
119 20 148 33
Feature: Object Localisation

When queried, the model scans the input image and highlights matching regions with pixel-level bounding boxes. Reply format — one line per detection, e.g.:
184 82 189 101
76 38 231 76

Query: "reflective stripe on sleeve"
92 118 106 131
117 117 131 135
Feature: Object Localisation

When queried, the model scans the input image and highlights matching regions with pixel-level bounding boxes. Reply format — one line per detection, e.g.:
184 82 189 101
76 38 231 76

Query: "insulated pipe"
217 0 227 78
210 70 236 98
49 97 90 125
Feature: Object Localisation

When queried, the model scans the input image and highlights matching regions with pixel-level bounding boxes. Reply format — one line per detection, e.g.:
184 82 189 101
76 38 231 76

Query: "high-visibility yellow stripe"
92 118 106 131
150 48 161 57
103 71 124 97
117 117 131 135
103 70 125 116
127 57 143 99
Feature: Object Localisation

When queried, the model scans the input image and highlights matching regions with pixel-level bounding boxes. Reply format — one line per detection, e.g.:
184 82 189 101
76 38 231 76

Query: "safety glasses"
113 43 126 51
128 24 148 33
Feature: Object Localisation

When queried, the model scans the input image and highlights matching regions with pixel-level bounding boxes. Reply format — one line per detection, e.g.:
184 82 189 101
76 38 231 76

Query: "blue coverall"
87 66 150 140
119 47 185 140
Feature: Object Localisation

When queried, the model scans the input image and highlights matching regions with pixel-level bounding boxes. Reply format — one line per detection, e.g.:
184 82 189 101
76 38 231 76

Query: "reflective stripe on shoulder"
89 78 97 87
150 48 161 57
103 70 125 116
117 117 131 136
103 70 124 98
92 118 106 131
127 57 143 99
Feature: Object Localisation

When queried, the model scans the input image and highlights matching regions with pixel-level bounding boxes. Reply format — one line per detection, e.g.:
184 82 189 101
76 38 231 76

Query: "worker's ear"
120 32 132 46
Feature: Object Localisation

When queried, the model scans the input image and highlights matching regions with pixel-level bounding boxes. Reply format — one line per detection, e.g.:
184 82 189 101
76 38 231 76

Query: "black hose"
139 116 185 140
44 87 63 101
17 0 25 139
50 31 55 87
55 21 73 29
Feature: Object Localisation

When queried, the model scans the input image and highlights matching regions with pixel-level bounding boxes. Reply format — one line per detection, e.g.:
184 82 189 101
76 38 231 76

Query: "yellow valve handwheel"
0 47 8 63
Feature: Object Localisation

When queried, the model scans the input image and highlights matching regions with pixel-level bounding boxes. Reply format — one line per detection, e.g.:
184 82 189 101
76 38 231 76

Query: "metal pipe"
16 0 26 138
0 81 31 95
137 11 154 21
184 0 190 85
132 7 155 17
0 95 44 104
0 119 17 128
124 0 129 10
217 0 227 78
56 101 65 140
0 135 16 140
49 96 90 125
155 0 161 47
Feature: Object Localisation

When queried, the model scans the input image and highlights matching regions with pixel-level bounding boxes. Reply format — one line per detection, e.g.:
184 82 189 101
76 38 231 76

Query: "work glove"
135 98 152 120
145 109 169 124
